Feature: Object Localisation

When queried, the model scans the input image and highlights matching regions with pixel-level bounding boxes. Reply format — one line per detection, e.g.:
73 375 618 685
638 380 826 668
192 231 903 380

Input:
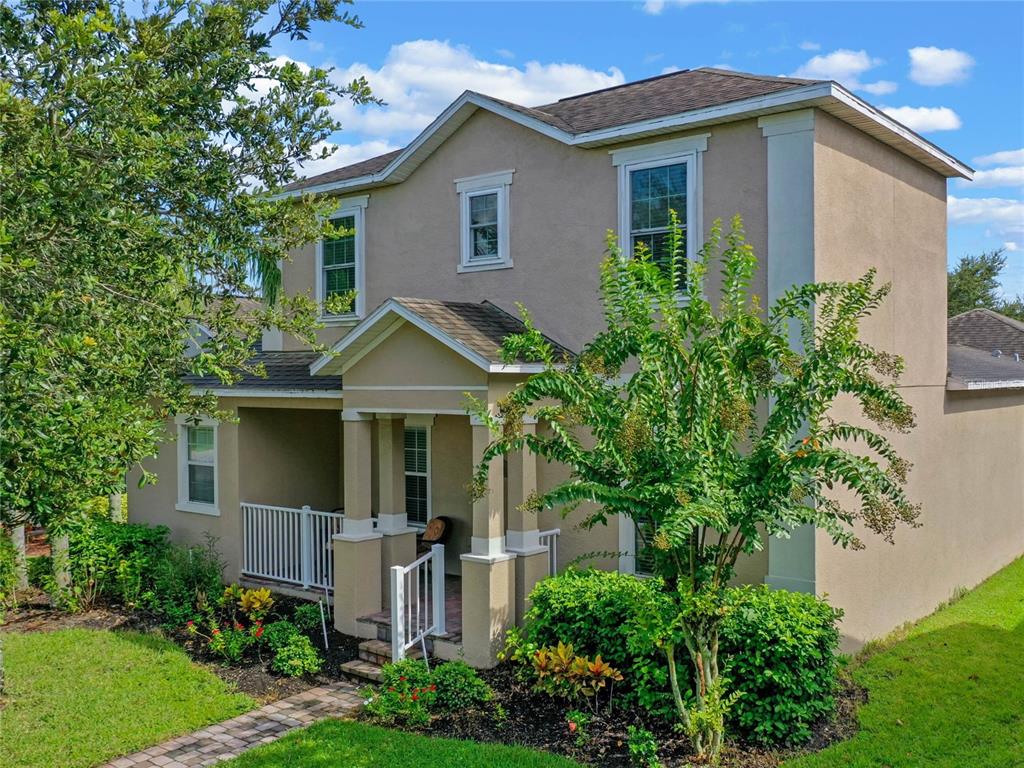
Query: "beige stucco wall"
812 112 1024 647
281 111 770 354
429 414 474 576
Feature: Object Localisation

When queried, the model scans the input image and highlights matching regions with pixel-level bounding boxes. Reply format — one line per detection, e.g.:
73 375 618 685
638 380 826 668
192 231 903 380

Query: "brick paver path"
102 682 363 768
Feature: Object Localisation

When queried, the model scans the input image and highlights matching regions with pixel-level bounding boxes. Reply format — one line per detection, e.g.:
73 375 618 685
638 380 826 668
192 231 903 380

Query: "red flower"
399 676 407 681
212 628 220 635
568 721 577 733
234 622 243 630
388 687 396 692
411 693 419 701
429 685 437 691
254 626 264 638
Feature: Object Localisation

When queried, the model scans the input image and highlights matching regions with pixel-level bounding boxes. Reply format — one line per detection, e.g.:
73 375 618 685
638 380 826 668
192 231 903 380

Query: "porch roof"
185 350 343 394
311 297 574 376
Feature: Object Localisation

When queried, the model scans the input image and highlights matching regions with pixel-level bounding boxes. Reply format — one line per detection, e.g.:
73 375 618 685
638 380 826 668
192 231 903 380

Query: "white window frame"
403 424 432 528
456 170 513 273
316 195 368 324
612 135 707 295
175 416 219 516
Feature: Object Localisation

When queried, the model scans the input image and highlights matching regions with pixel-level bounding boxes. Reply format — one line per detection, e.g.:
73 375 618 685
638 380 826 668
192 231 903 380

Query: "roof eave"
277 81 972 199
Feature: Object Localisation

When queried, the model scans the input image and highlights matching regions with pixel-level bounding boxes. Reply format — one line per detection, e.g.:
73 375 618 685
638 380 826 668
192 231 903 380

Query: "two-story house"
128 68 1024 670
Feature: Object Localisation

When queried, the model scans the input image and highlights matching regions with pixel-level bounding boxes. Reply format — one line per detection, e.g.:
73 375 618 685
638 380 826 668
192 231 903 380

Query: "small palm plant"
471 214 920 760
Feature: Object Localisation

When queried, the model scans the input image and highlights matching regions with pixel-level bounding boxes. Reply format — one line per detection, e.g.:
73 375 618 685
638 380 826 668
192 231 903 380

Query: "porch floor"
359 576 463 642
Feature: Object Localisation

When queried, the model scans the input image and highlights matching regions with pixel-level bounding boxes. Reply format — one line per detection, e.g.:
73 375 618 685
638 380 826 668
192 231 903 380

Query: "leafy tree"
0 0 370 527
471 215 920 759
947 249 1024 321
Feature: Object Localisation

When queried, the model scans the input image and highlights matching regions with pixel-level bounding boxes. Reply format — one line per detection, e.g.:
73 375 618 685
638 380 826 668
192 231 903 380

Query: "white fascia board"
310 298 494 376
277 81 971 200
965 379 1024 390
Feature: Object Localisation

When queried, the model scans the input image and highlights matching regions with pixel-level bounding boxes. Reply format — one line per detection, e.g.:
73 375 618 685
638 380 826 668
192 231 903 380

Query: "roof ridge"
542 68 693 106
950 307 1024 333
694 66 818 85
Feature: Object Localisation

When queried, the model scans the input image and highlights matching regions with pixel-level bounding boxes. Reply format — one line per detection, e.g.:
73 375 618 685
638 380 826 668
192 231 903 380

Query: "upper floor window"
612 135 707 291
455 170 513 272
176 417 218 515
317 196 367 322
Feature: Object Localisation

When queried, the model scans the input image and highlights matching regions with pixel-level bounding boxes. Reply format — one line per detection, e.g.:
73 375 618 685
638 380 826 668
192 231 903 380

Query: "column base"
459 555 516 668
381 530 417 611
333 535 382 635
509 548 549 626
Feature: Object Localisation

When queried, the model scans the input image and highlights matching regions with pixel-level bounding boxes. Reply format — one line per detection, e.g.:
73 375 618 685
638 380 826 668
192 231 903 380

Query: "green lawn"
787 556 1024 768
0 628 254 768
225 720 581 768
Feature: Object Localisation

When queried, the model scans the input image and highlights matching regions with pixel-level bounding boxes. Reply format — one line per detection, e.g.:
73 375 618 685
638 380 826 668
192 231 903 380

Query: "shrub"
238 587 274 621
292 601 322 632
144 536 225 626
532 641 623 713
66 517 170 608
720 586 842 745
431 660 492 712
26 555 51 588
520 569 675 718
362 659 435 727
626 725 661 768
262 620 301 651
271 634 322 677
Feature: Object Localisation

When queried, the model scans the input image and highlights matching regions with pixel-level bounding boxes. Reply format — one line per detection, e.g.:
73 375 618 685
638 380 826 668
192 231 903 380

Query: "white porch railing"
390 544 445 662
539 528 561 576
240 503 345 591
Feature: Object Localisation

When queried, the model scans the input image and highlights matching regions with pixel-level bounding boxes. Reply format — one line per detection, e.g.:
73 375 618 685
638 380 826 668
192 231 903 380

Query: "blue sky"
272 1 1024 297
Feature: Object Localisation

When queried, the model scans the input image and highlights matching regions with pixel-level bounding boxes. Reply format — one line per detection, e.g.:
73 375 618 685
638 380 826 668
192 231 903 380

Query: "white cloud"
495 48 515 60
974 148 1024 167
861 80 898 95
792 48 895 95
799 41 821 52
307 40 324 53
958 166 1024 189
1005 241 1020 252
296 139 401 179
882 105 962 132
908 46 975 86
642 0 730 14
661 65 682 75
948 195 1024 250
324 40 624 139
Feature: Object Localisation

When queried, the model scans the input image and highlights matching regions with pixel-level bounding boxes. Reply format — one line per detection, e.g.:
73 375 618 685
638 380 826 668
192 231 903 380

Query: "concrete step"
358 639 422 666
339 658 384 683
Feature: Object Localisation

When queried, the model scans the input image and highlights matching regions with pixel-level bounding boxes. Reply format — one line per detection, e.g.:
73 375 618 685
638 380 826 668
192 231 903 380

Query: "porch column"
504 417 548 624
377 414 416 609
460 415 516 668
333 409 382 637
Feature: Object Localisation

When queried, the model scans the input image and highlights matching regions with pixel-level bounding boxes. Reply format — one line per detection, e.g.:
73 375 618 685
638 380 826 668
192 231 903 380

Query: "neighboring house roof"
948 308 1024 358
311 296 574 377
946 309 1024 390
280 67 971 197
185 350 343 396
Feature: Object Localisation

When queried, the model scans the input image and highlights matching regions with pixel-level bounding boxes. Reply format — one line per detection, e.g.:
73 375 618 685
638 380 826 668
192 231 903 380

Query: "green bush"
292 601 322 632
27 555 52 588
519 569 676 718
518 569 842 745
66 517 170 608
720 586 842 745
271 634 322 677
143 537 225 626
262 620 301 651
362 658 435 727
626 725 661 768
431 660 492 712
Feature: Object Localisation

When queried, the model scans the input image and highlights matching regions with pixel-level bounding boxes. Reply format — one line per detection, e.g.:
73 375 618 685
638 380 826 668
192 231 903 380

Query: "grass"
225 720 582 767
0 628 254 768
786 556 1024 768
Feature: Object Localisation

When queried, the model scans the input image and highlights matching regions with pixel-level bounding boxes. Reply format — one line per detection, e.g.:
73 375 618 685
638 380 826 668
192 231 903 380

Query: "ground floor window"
404 426 430 525
175 417 218 515
634 513 656 576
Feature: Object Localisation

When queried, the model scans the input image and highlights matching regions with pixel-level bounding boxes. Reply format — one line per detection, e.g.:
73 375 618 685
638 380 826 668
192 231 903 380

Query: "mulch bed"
377 663 866 767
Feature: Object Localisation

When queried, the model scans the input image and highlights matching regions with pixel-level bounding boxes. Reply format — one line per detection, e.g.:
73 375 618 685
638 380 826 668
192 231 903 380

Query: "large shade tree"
1 0 371 527
472 216 921 758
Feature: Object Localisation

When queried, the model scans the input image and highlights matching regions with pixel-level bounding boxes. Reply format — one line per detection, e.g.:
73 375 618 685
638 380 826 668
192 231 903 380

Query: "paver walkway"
102 681 363 767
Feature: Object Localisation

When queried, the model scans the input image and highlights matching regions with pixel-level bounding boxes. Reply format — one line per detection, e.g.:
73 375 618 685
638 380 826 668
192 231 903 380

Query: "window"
404 426 430 525
456 170 513 272
316 196 367 321
634 514 656 576
613 135 707 293
176 418 218 514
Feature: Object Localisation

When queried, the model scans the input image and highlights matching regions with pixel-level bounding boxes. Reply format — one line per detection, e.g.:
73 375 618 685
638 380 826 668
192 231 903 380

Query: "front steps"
340 615 455 684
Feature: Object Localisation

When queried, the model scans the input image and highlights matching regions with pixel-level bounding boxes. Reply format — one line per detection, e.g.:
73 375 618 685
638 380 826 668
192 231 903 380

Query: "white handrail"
240 502 344 590
390 543 445 662
539 528 561 576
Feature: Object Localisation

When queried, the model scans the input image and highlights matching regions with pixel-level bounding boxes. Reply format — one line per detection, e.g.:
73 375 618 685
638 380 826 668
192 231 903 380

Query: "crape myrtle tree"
471 215 920 759
0 0 372 528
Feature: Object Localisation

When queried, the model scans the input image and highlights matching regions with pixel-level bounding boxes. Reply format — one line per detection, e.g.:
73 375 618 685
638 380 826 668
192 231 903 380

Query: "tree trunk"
109 493 123 523
52 534 71 589
12 524 28 589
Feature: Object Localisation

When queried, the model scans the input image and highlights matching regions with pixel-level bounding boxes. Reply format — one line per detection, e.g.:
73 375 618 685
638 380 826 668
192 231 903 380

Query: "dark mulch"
2 588 362 704
380 664 865 767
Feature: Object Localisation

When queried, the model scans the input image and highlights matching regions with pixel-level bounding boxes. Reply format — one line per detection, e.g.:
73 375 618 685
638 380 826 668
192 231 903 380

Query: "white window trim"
175 415 219 516
456 170 513 273
613 136 706 298
316 195 368 325
404 424 432 528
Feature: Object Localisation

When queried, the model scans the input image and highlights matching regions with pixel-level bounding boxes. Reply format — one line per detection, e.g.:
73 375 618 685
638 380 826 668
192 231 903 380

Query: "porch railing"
539 528 561 576
240 502 345 591
390 544 445 662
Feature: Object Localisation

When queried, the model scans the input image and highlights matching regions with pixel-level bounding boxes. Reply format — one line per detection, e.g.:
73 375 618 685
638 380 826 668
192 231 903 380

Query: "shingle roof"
948 308 1024 358
283 68 822 193
184 351 342 392
392 297 574 364
947 344 1024 390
